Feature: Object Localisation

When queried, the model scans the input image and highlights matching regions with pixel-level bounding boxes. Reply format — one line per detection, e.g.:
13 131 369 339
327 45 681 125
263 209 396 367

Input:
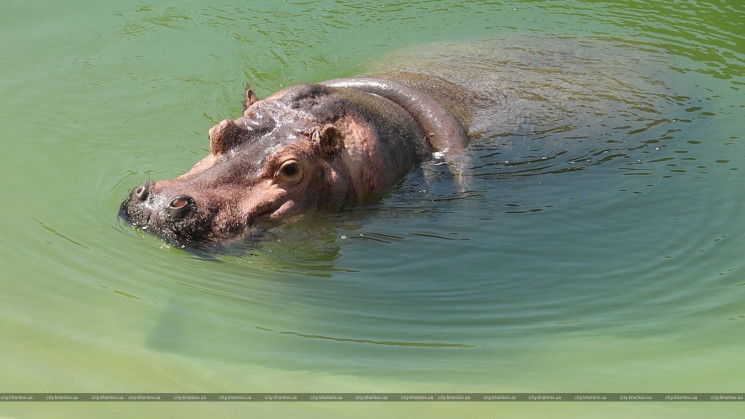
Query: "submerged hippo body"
119 74 471 246
121 38 680 248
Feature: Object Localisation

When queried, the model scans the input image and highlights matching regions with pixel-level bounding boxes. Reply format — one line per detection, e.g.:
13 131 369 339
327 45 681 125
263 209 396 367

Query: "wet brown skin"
119 74 470 247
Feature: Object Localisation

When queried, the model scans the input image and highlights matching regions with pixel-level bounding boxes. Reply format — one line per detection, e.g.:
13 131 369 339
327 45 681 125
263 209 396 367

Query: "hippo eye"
282 162 298 176
276 160 303 184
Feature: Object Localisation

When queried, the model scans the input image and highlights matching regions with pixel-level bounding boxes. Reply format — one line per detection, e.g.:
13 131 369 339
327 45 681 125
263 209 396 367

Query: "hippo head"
119 86 355 247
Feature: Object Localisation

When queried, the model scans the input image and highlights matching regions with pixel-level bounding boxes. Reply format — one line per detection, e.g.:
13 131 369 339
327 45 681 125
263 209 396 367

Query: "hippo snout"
121 181 196 221
119 180 208 246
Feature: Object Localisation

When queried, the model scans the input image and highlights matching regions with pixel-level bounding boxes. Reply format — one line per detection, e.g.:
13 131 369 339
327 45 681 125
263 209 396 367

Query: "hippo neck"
320 77 469 154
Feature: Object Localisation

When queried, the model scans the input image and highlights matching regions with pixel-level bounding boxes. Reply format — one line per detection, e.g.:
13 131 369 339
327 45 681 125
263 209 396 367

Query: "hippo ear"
312 124 342 160
245 88 260 110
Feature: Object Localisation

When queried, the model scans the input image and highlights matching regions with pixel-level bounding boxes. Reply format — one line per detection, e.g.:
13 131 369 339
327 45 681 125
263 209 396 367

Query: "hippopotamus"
120 37 682 248
119 73 471 247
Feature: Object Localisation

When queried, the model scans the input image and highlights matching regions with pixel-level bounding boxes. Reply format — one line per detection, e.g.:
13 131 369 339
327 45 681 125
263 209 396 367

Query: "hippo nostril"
134 181 153 201
170 197 190 209
166 195 194 218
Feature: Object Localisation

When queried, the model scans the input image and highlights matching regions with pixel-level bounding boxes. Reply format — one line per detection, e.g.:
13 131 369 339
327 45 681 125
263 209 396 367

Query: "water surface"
1 1 743 418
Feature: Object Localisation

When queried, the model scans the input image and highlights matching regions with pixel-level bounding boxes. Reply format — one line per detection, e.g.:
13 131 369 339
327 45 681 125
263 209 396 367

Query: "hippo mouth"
118 182 225 247
118 200 211 247
118 185 290 248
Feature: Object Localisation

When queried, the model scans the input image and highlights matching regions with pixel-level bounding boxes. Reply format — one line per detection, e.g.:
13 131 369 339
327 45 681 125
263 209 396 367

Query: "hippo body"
119 74 471 246
121 38 678 248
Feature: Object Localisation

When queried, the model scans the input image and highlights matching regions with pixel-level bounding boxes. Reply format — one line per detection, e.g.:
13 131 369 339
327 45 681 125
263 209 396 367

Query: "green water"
1 1 744 418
